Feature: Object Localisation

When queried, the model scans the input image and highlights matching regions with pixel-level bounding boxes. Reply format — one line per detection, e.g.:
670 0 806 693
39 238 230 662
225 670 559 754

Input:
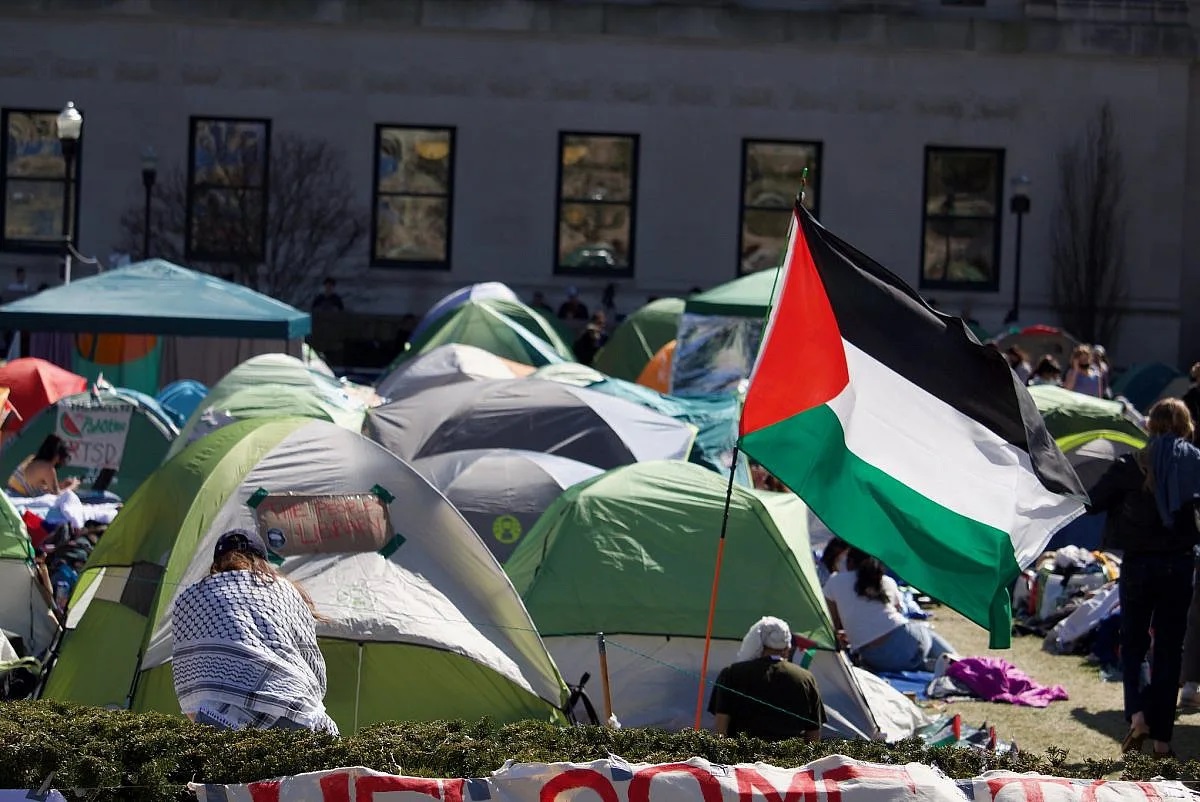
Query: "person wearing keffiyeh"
171 528 338 735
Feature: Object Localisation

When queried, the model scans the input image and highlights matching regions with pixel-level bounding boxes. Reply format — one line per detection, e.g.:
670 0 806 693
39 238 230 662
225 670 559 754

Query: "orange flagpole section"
692 534 728 730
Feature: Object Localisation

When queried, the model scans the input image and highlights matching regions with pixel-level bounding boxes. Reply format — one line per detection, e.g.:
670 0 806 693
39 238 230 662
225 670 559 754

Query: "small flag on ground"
739 204 1086 648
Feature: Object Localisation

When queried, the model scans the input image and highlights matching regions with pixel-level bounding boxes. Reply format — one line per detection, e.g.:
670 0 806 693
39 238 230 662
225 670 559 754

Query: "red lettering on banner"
357 776 440 802
629 764 724 802
540 769 620 802
822 764 915 793
986 777 1073 802
321 771 352 802
247 780 281 802
735 767 840 802
1078 781 1162 802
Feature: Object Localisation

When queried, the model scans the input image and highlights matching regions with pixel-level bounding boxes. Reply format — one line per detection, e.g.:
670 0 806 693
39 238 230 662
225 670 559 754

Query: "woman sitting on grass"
823 548 957 674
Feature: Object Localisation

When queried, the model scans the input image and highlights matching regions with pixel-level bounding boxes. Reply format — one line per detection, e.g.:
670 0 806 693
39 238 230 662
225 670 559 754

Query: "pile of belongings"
916 712 1016 753
1011 547 1120 636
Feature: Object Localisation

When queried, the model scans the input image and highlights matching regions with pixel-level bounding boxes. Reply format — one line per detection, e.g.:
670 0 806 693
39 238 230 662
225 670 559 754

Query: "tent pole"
692 445 740 730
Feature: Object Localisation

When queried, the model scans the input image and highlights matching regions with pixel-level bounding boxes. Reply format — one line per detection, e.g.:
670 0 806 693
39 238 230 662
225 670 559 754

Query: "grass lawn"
925 608 1200 763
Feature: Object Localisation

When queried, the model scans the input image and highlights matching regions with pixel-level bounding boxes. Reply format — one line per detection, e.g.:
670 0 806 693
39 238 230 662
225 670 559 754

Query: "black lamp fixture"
55 101 83 283
1003 175 1031 326
141 146 158 260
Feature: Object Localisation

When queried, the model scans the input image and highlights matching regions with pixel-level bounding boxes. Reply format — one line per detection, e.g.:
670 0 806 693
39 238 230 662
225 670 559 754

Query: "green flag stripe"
742 404 1019 648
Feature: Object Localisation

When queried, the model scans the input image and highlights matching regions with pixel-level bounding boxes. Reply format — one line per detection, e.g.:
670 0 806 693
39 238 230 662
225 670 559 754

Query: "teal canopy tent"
0 260 312 390
0 260 309 338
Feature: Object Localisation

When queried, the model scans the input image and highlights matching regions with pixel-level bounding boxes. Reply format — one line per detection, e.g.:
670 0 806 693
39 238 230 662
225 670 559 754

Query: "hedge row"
0 701 1192 802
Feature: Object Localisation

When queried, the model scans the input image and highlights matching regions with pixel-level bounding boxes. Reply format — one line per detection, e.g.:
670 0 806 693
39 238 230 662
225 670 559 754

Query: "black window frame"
370 123 456 271
0 107 84 253
919 145 1005 293
184 115 272 263
736 138 822 276
553 130 639 278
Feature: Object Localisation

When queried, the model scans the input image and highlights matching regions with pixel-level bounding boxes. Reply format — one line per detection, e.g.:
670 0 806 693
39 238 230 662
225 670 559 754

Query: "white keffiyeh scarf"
171 570 338 735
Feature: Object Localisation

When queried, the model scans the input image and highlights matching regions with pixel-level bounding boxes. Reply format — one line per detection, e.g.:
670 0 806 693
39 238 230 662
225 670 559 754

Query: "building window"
1 108 82 251
185 116 271 262
738 140 821 275
920 146 1004 291
371 125 455 269
555 132 638 276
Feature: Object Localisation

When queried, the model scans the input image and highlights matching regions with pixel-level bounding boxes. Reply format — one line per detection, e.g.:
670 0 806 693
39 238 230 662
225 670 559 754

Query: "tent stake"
693 445 740 730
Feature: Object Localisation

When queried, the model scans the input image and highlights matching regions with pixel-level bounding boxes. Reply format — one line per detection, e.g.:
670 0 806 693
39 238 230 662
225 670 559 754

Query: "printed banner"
253 493 394 557
55 402 134 470
189 756 1197 802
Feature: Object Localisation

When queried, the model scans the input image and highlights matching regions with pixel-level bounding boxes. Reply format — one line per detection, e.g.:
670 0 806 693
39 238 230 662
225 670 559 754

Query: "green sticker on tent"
379 533 406 558
371 484 395 504
267 551 285 567
246 487 270 509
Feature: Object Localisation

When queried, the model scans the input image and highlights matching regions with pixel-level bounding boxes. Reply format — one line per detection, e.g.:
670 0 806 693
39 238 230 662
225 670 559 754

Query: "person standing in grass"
1087 399 1200 758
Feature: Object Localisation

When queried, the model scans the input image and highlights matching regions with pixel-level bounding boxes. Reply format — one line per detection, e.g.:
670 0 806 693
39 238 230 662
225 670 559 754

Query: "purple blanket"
946 656 1068 708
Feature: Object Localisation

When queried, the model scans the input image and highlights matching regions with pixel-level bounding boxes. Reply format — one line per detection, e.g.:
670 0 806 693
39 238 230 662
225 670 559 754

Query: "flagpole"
692 171 809 732
692 444 739 730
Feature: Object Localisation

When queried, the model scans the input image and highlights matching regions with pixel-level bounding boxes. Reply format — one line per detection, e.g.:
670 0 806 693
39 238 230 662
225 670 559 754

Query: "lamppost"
141 147 158 260
55 101 83 284
1003 175 1031 325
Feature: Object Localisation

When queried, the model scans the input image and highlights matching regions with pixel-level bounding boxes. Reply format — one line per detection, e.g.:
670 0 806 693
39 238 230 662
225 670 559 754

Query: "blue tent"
155 380 209 427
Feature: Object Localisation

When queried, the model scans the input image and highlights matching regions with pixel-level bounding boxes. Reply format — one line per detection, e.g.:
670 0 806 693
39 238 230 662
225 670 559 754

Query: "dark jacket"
1088 452 1197 555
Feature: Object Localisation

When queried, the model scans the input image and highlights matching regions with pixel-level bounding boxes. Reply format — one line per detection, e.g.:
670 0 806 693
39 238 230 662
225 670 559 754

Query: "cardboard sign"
189 757 1198 802
55 402 133 470
252 492 395 558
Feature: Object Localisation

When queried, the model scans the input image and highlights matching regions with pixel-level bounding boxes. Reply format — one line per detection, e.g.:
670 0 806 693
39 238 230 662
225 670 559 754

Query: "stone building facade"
0 0 1196 364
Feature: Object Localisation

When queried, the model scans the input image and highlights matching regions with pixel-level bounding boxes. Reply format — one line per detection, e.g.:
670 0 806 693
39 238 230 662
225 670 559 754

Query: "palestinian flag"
740 205 1086 648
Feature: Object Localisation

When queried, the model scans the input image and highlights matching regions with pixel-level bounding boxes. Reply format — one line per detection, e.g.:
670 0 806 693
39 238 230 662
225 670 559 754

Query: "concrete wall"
0 1 1193 363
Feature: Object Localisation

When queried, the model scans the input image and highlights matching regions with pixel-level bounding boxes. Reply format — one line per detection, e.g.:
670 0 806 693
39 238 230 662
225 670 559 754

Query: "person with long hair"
7 434 79 497
822 548 957 673
1064 345 1105 397
1087 398 1200 757
816 537 849 585
171 528 338 735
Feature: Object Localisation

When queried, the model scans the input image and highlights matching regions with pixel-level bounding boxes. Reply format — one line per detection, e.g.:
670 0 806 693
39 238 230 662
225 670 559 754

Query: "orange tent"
0 358 87 432
637 339 676 394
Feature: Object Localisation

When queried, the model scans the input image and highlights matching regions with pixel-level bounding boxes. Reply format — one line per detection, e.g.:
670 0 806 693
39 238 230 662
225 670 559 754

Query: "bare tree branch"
1050 101 1127 347
114 133 365 307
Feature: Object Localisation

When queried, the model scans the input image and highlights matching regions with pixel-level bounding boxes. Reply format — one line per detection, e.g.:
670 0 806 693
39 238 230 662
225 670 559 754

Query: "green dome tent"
0 492 58 658
684 269 782 318
43 418 568 731
167 383 367 460
593 298 684 381
167 353 365 459
1028 385 1147 440
505 460 903 740
400 298 575 368
1056 429 1146 489
0 387 178 499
